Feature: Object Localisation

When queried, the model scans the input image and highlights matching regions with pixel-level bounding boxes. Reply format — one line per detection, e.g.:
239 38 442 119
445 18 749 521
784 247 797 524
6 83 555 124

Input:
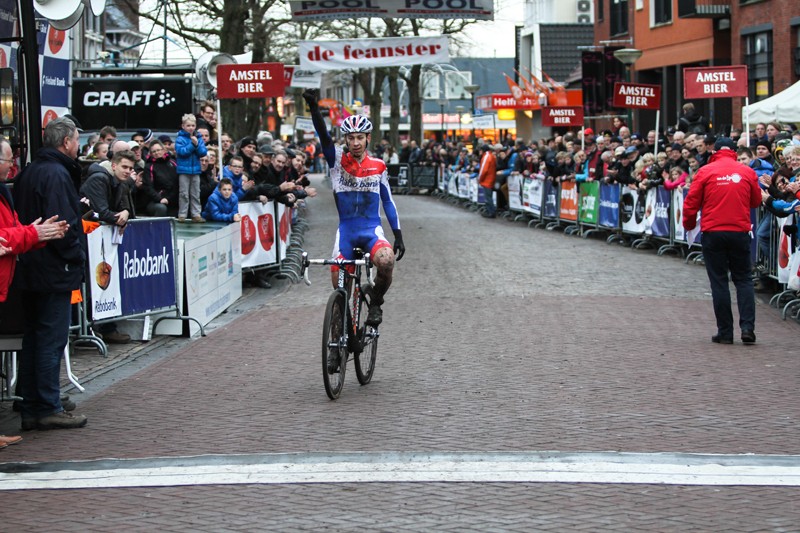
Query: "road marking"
2 451 799 491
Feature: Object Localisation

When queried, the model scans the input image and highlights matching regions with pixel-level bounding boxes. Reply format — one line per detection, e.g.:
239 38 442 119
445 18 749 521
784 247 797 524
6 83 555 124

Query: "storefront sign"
216 63 285 99
284 65 323 89
289 0 493 21
542 106 584 127
683 66 748 99
612 82 661 109
299 36 449 71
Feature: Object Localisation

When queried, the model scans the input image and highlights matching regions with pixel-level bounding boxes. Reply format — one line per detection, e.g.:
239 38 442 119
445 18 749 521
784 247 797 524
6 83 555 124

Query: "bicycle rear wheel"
354 289 378 385
322 290 347 399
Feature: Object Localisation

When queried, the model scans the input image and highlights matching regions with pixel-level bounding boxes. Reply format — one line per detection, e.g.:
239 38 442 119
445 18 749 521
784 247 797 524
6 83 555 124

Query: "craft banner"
508 172 523 211
598 183 620 229
288 0 494 21
239 201 278 268
299 36 449 71
559 180 578 222
578 180 599 224
543 180 558 218
649 187 671 238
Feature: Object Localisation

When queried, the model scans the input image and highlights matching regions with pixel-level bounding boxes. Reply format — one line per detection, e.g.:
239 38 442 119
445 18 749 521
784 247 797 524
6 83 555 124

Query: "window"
677 0 695 17
597 0 604 22
652 0 672 25
610 0 628 36
743 31 772 101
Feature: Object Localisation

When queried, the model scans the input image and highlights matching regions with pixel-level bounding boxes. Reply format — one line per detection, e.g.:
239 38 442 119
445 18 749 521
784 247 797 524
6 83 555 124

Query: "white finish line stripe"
2 451 800 490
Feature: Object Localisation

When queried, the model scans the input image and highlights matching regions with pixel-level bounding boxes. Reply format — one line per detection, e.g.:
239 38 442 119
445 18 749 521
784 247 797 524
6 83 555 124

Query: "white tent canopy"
742 81 800 124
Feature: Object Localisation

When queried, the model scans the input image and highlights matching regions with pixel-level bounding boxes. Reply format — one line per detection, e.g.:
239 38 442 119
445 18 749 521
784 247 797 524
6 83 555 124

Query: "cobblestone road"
2 175 800 531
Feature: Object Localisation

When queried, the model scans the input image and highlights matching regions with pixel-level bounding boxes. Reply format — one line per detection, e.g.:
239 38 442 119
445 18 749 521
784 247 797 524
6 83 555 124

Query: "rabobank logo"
123 247 171 279
95 298 118 313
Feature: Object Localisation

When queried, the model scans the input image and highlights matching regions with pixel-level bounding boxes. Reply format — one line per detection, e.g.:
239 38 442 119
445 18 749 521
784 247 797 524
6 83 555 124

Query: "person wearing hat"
683 137 761 345
238 136 257 172
158 134 175 156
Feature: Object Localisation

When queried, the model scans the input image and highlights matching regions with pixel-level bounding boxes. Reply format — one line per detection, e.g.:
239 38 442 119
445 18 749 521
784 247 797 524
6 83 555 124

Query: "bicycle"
301 249 379 400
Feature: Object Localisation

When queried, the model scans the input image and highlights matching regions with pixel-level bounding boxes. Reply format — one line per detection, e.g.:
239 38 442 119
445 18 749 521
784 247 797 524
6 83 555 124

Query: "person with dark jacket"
12 117 89 430
683 137 761 346
79 151 136 226
140 141 178 217
676 103 709 135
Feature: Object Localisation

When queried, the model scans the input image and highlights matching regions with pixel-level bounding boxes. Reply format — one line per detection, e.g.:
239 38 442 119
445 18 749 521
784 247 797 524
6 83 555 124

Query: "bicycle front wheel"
354 289 378 385
322 290 347 399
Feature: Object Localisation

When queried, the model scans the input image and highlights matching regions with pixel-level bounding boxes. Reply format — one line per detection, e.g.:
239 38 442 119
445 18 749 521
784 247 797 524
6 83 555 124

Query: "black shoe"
36 410 88 430
481 212 496 218
20 418 37 431
366 305 383 327
741 330 756 345
711 334 733 344
14 395 75 413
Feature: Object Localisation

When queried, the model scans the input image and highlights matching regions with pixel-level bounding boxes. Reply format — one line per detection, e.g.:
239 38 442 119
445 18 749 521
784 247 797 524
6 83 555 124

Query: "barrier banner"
299 36 449 71
578 180 599 224
620 188 646 234
649 187 671 238
508 172 523 211
277 203 292 261
458 172 470 199
522 176 544 216
598 183 620 228
778 216 794 283
643 188 657 234
118 219 176 315
87 226 122 320
543 180 558 218
289 0 494 21
559 180 578 221
470 176 479 203
239 201 278 268
448 171 458 197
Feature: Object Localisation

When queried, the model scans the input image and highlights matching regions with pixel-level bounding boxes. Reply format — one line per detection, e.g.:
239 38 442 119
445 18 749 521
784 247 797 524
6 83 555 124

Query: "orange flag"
523 67 551 96
513 69 539 97
542 70 568 106
503 73 526 101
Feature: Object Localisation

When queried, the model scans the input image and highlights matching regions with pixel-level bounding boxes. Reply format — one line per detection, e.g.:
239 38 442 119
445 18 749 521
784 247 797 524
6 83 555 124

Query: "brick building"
592 0 800 133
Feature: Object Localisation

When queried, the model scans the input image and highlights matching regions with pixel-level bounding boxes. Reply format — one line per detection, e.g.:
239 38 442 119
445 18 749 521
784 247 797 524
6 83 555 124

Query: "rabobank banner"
649 187 671 238
598 183 619 228
87 220 177 320
118 219 176 315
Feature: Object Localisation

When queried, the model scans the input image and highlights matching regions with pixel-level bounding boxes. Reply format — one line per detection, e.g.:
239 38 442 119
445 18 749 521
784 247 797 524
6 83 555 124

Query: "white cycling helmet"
341 114 373 134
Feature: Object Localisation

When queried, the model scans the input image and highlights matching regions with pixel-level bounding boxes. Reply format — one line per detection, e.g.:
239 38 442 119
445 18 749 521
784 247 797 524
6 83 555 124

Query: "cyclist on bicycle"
303 89 405 326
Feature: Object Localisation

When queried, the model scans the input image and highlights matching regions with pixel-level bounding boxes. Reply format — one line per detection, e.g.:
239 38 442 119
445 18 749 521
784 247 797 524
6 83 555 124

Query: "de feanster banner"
683 65 748 99
289 0 494 21
299 36 449 71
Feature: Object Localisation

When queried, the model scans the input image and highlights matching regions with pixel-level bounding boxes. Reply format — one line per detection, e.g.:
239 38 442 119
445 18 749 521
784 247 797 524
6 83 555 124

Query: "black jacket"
12 148 86 292
141 153 179 214
80 163 135 225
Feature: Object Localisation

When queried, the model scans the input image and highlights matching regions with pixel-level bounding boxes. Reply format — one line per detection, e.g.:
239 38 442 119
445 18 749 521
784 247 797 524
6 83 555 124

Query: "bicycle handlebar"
301 251 373 287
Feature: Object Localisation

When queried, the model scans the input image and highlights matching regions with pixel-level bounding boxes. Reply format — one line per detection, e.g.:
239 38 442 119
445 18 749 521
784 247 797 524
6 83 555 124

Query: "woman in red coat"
0 137 69 448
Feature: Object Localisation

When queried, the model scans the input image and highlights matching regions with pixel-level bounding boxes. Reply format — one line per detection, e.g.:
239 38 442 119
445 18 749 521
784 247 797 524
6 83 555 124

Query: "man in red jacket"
478 144 498 218
683 136 761 345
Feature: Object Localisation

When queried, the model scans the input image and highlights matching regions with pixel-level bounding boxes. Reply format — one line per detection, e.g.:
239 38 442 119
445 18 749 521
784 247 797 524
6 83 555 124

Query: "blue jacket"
223 166 247 200
12 148 86 292
175 129 207 175
202 189 239 222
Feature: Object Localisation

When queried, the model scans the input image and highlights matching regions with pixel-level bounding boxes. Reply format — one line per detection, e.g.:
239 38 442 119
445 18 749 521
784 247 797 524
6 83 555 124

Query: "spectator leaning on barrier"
141 141 178 217
80 150 136 227
202 178 240 223
683 136 761 346
13 117 89 430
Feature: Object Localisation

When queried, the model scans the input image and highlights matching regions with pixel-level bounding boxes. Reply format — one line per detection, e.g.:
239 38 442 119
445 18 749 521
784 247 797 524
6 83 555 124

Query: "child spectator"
175 113 207 222
222 155 247 199
202 178 241 223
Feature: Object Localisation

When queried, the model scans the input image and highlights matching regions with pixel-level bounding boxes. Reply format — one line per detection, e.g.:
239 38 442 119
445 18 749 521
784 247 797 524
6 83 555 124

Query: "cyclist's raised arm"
303 89 335 168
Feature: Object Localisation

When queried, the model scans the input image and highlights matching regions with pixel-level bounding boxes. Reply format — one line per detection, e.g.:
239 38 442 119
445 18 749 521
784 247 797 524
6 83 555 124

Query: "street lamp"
455 105 465 144
613 48 642 131
437 98 448 143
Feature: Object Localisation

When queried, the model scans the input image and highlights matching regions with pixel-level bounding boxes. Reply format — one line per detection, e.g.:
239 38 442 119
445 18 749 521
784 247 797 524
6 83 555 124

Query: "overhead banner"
216 63 285 99
683 65 748 99
299 36 449 71
542 106 584 127
612 82 661 110
288 0 494 21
